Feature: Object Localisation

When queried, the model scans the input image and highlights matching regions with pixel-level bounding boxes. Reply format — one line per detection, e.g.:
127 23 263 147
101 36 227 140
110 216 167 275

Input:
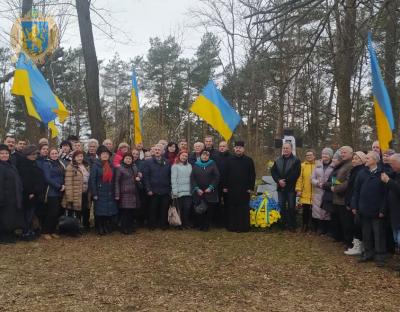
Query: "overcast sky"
1 0 204 62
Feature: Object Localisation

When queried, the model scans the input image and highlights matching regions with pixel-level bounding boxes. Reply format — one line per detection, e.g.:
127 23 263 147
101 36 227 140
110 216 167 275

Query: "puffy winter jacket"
171 163 192 198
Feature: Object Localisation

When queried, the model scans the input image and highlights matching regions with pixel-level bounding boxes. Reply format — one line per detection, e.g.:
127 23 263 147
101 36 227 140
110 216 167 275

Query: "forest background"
0 0 399 170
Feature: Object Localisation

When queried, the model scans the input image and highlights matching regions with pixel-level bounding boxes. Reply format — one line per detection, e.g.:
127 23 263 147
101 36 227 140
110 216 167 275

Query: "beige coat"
61 164 88 211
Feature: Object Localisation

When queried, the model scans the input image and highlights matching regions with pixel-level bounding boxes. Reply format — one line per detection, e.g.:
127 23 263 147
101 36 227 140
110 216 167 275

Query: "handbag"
58 209 81 236
168 199 182 226
194 199 207 215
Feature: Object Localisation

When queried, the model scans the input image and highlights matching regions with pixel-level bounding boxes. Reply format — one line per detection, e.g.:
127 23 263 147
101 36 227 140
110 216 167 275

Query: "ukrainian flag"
190 81 241 141
130 70 143 145
368 33 395 151
11 52 69 138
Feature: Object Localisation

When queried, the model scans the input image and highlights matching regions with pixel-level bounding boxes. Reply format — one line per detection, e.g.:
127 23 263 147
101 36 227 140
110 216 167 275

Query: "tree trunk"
335 0 356 146
76 0 106 142
384 0 398 147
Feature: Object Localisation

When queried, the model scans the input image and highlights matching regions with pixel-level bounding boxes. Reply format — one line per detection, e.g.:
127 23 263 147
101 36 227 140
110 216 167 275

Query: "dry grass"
0 229 399 312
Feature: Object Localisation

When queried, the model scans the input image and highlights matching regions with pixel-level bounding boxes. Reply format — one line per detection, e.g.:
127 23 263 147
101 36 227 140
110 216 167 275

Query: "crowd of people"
0 135 255 241
272 141 400 271
0 133 399 272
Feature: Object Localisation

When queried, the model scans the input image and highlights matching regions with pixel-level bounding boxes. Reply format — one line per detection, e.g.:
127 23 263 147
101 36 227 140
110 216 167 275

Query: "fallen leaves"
0 229 399 311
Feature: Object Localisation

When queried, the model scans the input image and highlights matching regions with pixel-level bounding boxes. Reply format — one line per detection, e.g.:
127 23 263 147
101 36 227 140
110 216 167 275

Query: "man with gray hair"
381 153 400 271
85 139 99 166
271 142 301 231
351 151 386 267
331 145 354 246
189 142 205 165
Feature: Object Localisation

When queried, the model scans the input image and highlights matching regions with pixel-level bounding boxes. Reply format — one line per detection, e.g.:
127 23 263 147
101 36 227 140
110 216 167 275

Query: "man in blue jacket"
142 144 171 230
351 151 386 267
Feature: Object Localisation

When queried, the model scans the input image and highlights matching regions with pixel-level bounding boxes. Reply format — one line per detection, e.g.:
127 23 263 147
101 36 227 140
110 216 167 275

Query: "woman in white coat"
311 148 334 234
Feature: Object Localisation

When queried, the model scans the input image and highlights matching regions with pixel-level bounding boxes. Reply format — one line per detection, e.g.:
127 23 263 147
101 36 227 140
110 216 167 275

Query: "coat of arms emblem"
10 11 59 64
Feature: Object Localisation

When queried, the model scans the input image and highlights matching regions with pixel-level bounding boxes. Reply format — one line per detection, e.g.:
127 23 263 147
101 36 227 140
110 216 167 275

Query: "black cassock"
223 154 256 232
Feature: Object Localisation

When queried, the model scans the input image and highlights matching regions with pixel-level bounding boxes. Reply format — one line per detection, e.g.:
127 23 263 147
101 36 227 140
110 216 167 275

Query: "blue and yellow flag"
190 81 241 141
368 33 395 151
11 52 69 138
130 70 143 145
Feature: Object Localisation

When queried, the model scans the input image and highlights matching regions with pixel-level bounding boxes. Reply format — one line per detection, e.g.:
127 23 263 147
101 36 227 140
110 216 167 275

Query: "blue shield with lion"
21 20 49 55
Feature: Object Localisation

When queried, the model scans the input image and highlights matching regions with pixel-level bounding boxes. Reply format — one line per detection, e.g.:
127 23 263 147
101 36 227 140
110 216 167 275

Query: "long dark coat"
89 160 118 216
191 160 220 203
223 154 256 232
115 163 140 209
386 172 400 230
18 158 46 203
0 161 23 232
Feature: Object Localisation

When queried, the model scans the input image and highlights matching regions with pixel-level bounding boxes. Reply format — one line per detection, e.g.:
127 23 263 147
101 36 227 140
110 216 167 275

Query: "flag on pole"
130 70 143 145
190 81 241 141
368 32 395 151
11 52 69 138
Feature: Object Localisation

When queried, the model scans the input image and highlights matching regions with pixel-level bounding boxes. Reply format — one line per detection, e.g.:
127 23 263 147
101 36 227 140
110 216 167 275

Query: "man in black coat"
204 135 218 160
142 144 171 230
4 135 22 168
351 151 386 267
271 143 301 231
214 141 231 227
223 141 255 232
381 153 400 271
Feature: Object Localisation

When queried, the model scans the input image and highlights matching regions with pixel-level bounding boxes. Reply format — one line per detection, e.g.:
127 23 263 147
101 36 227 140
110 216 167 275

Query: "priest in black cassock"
223 141 256 232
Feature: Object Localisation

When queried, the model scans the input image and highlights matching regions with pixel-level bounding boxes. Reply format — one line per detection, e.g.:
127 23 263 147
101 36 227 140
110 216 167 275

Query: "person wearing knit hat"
22 144 38 157
354 151 367 164
0 143 22 244
0 144 9 153
343 151 367 256
321 147 334 159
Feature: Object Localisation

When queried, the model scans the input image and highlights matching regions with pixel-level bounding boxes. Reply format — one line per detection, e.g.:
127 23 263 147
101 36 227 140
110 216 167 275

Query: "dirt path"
0 230 399 311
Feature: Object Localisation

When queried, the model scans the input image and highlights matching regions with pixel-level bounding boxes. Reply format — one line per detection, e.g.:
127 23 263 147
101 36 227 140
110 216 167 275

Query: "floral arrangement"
250 192 281 228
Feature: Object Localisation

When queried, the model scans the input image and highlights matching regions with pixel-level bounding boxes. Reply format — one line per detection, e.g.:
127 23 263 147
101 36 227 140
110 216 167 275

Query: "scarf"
102 161 113 183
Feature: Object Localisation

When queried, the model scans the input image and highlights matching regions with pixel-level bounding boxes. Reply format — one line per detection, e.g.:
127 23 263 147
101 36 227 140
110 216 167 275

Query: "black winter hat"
0 144 9 153
97 145 112 157
22 144 38 156
234 141 245 147
60 140 72 150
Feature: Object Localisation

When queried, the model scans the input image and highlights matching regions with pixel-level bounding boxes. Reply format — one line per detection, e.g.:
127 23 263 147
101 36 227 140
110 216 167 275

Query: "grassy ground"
0 229 399 312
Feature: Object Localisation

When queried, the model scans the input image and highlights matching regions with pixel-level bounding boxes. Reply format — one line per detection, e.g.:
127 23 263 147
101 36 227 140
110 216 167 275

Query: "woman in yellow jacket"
295 149 316 232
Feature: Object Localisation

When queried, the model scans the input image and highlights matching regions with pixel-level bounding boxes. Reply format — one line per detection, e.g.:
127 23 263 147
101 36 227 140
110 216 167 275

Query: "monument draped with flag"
130 70 143 145
367 32 395 151
190 81 241 141
11 52 69 137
